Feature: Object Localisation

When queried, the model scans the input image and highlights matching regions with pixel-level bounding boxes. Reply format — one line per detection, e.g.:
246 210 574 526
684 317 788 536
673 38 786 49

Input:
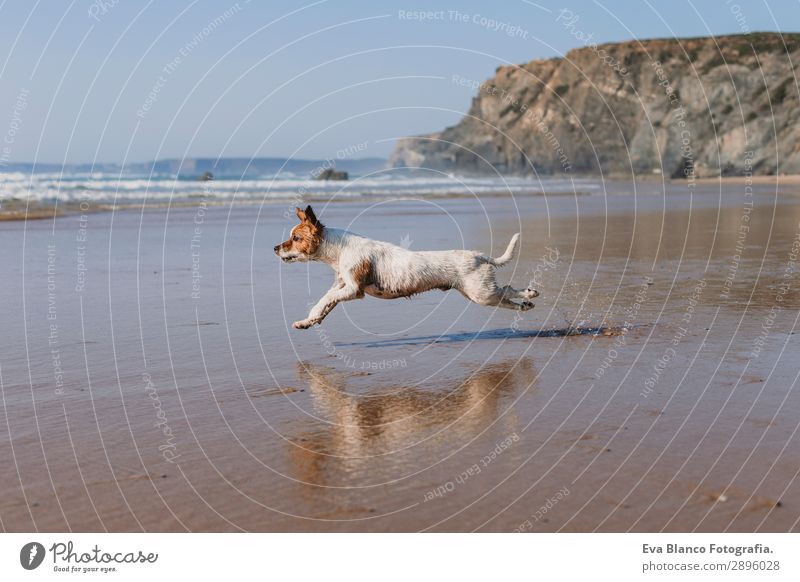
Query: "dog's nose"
273 245 280 254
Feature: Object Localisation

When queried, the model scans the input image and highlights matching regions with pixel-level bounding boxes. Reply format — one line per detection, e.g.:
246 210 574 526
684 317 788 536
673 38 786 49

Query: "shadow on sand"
336 325 631 348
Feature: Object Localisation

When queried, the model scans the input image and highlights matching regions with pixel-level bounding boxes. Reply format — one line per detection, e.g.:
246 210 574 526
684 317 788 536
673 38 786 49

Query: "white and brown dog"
275 206 539 329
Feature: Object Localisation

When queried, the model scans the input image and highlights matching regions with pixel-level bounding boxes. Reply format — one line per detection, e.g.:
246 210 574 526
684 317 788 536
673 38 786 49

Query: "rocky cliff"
389 33 800 177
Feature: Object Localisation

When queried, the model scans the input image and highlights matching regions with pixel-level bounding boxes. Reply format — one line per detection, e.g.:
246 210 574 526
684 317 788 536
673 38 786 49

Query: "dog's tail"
488 233 520 267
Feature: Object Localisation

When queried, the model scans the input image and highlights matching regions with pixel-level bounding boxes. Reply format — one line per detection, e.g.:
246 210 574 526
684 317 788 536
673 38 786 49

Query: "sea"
0 169 604 205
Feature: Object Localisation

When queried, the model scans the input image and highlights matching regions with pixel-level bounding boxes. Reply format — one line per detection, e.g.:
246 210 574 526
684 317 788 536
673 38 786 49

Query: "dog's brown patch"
279 206 325 257
351 259 372 298
290 222 323 255
399 281 450 298
351 259 372 286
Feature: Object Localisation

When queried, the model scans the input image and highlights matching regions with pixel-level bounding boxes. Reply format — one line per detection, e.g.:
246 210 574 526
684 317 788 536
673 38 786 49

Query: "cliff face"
389 33 800 177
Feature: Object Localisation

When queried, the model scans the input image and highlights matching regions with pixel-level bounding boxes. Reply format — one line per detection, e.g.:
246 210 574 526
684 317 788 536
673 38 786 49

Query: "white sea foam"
0 171 598 203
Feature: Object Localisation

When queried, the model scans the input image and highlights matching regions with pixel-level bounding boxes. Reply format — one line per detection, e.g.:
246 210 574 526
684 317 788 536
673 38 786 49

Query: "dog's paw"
523 288 540 299
520 301 535 311
292 320 313 329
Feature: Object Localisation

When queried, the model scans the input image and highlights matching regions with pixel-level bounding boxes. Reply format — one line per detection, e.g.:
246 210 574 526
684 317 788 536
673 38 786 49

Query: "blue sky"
0 0 798 164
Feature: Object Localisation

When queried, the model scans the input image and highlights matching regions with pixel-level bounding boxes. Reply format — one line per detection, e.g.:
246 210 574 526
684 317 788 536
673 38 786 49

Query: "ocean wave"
0 172 599 203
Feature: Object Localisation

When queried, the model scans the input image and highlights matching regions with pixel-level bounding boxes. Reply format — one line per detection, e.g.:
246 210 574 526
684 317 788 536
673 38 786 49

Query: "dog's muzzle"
275 247 298 263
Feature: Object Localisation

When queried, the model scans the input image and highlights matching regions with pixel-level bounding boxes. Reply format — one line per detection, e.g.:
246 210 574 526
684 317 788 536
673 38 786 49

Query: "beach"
1 180 799 532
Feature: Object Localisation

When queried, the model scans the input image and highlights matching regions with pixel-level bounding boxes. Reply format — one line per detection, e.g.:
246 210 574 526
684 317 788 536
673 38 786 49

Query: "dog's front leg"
293 284 359 329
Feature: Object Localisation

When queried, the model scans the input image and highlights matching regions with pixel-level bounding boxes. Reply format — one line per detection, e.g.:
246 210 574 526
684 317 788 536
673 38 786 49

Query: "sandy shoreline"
1 185 799 532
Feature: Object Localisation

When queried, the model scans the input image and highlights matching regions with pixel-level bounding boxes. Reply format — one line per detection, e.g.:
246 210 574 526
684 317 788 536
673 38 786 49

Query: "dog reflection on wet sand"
287 359 533 486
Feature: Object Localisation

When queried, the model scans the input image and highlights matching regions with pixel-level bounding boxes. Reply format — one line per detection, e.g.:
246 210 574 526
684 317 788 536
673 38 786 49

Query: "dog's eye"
292 235 300 242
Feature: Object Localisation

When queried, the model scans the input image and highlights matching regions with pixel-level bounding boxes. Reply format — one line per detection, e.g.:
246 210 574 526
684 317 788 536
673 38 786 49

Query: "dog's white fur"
275 206 539 329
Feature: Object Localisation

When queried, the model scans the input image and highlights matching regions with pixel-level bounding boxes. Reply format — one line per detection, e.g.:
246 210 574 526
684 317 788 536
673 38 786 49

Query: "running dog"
274 206 539 329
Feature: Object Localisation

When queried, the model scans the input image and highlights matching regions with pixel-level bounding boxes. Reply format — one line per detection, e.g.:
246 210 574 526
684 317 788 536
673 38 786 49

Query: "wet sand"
1 181 799 532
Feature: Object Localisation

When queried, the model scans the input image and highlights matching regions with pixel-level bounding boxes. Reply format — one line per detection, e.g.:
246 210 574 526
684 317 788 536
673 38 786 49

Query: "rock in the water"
313 167 348 181
198 171 214 182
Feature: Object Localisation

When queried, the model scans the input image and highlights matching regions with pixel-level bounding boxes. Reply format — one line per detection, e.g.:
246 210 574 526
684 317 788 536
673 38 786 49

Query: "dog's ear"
304 205 320 227
296 205 323 229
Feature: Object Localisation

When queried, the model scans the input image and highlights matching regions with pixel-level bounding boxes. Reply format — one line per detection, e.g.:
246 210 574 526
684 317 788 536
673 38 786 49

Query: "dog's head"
274 205 324 263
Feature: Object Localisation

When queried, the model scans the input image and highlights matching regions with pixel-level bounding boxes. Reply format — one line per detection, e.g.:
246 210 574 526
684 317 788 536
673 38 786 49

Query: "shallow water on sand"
1 182 799 531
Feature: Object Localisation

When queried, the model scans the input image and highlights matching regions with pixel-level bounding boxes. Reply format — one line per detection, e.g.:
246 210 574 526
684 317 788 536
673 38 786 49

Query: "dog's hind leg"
459 266 538 311
492 295 535 311
498 284 540 302
460 286 535 311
